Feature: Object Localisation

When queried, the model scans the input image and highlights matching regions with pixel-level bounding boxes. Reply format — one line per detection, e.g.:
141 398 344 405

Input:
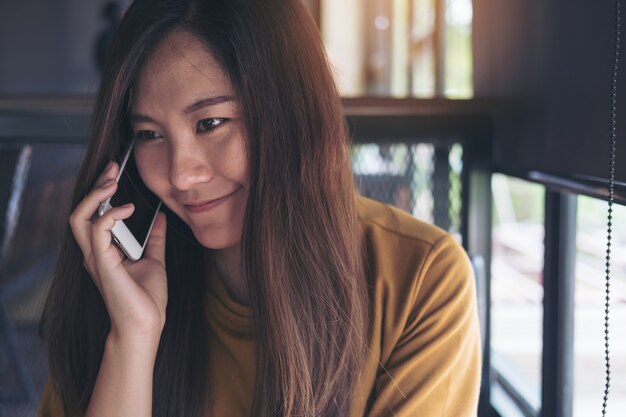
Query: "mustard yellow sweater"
40 197 481 417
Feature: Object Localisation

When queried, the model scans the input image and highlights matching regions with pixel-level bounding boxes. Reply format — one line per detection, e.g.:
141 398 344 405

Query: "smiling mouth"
183 188 240 213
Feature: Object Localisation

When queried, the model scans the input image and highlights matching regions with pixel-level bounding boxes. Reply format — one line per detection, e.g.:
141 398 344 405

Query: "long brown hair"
40 0 369 416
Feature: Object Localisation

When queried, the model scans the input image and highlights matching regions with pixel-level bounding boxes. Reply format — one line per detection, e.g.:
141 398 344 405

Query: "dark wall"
473 0 626 183
0 0 116 94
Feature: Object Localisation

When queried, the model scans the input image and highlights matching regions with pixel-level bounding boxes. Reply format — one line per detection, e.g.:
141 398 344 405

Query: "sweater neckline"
205 259 254 334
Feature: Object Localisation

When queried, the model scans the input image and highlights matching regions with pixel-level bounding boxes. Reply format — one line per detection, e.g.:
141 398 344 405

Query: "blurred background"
1 1 625 416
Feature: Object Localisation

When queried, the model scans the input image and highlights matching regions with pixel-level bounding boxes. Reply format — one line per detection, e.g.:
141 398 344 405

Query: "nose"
168 142 213 190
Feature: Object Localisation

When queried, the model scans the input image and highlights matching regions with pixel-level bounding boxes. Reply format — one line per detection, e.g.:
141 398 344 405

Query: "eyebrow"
182 95 236 115
130 95 236 124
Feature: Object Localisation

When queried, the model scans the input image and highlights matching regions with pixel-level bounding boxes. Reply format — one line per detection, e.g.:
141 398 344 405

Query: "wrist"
106 328 162 357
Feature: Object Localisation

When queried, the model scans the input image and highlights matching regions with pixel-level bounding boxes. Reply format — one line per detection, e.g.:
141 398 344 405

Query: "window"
321 0 473 98
490 178 626 417
490 174 544 413
574 196 626 416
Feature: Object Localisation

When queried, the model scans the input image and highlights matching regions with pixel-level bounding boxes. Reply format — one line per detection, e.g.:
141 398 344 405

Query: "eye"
197 118 226 133
132 130 162 141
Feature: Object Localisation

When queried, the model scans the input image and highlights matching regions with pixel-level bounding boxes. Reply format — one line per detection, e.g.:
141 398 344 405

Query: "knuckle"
93 213 112 230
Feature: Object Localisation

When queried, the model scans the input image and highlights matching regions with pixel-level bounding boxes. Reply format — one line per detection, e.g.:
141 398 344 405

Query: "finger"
69 180 118 257
143 212 167 265
91 203 135 265
94 161 119 187
113 243 126 260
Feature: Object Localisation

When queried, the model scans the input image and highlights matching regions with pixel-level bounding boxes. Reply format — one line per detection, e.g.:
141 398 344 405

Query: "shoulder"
38 379 65 417
357 196 469 279
354 197 481 417
358 195 450 247
357 196 475 346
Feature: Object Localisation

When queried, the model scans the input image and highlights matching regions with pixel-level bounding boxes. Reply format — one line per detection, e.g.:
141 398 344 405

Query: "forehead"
133 31 233 107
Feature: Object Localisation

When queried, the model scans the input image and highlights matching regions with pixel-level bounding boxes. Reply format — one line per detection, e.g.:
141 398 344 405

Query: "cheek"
134 147 167 194
228 148 249 184
214 132 249 185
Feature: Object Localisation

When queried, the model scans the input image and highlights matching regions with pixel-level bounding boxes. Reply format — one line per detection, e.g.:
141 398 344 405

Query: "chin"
193 228 241 251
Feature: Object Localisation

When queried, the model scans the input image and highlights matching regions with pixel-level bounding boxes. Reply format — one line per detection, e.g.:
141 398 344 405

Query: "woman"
39 0 481 416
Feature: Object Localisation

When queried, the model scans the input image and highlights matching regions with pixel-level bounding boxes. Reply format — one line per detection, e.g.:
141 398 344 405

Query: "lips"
182 188 240 213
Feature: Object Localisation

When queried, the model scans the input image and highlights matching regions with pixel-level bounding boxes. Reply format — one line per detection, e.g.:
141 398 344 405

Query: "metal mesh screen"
351 142 463 238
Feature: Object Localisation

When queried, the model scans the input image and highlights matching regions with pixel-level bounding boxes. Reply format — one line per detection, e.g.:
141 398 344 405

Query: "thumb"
144 212 167 265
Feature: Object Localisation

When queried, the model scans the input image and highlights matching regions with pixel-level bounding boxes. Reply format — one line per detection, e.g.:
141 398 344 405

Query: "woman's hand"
69 161 168 344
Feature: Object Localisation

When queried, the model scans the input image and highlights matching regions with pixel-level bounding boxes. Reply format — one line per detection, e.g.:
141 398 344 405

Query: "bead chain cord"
602 1 620 416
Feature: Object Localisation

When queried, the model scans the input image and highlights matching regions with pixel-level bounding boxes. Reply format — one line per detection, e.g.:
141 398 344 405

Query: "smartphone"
98 140 162 261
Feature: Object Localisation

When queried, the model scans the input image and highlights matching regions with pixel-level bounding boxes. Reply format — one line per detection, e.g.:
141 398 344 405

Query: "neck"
210 244 249 305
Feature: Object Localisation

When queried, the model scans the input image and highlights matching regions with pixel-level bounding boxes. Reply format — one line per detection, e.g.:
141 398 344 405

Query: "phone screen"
110 151 161 246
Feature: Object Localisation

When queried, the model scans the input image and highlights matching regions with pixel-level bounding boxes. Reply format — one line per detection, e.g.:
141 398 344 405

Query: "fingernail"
122 203 134 209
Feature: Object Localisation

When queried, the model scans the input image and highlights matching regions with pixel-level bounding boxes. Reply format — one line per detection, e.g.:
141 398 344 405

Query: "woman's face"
131 31 249 251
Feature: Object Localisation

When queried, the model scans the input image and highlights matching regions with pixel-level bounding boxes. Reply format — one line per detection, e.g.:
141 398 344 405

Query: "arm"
39 336 160 417
85 333 160 417
58 161 168 417
368 235 482 417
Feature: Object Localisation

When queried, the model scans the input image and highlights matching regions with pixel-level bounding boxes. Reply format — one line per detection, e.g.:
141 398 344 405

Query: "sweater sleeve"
367 235 482 417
